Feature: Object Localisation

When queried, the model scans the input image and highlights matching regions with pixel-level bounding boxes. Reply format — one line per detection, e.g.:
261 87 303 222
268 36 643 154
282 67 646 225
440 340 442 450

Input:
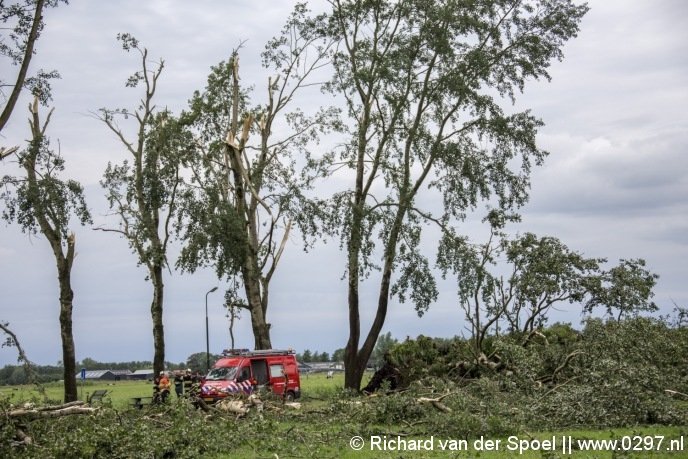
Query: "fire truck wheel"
285 391 295 402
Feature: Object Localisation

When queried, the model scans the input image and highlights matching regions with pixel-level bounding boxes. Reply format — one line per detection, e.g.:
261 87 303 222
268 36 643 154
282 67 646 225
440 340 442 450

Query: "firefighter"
174 371 183 398
182 369 194 397
159 371 171 402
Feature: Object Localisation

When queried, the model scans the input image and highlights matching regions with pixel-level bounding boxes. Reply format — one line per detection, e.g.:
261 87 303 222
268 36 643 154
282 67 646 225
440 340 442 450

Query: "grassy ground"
0 379 153 408
3 374 688 458
0 370 350 408
222 425 688 459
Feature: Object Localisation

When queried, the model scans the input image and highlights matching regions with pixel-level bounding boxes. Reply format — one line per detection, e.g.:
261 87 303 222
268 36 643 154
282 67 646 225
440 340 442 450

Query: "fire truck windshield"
205 366 238 381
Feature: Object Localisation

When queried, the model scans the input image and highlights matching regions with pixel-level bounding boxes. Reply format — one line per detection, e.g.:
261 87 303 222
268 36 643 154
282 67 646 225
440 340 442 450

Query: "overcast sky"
1 0 687 367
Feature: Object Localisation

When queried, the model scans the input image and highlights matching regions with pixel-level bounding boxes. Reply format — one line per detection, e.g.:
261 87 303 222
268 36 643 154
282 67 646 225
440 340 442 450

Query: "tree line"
0 353 223 386
3 0 664 404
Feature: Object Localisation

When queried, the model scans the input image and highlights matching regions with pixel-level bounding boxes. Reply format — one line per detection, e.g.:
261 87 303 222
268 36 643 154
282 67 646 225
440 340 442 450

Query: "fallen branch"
0 322 45 397
215 399 248 416
522 330 550 347
402 419 427 428
665 389 688 399
417 392 456 413
14 427 32 446
538 350 585 384
10 403 97 420
5 401 97 445
0 145 19 160
37 401 85 411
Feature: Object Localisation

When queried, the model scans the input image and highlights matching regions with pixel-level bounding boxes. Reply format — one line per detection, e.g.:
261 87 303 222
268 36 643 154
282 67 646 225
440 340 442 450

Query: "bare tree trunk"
57 245 77 402
151 264 165 374
344 201 363 389
242 262 271 349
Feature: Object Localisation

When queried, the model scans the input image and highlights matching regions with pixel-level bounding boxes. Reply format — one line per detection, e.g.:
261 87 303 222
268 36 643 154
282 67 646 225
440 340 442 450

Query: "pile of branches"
4 401 97 447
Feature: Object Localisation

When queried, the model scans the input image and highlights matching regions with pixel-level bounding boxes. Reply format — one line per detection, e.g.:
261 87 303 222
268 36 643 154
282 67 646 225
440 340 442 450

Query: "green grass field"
0 370 350 408
222 426 688 459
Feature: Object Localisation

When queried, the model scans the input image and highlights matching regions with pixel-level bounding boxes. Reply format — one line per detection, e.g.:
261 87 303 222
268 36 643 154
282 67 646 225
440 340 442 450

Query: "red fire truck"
200 349 301 403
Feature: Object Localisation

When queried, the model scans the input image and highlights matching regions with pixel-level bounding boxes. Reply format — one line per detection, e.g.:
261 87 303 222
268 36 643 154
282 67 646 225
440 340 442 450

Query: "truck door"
250 359 269 386
269 363 286 397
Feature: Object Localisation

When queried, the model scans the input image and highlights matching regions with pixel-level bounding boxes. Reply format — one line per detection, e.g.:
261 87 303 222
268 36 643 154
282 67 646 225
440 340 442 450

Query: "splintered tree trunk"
25 104 82 403
151 264 165 375
58 259 77 403
243 263 272 350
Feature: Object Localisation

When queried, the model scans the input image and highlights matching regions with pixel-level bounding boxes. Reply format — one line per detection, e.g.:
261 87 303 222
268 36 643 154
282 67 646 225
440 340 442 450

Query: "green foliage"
317 0 589 389
504 233 603 330
561 318 688 427
585 258 660 320
438 227 601 356
2 360 687 457
331 348 345 362
0 401 242 458
185 352 221 373
0 0 67 133
1 135 91 236
369 332 399 368
100 109 190 270
381 317 688 430
177 5 339 350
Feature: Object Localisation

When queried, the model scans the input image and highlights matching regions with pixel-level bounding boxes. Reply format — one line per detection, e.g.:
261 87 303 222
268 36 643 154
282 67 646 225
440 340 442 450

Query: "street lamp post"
205 287 218 373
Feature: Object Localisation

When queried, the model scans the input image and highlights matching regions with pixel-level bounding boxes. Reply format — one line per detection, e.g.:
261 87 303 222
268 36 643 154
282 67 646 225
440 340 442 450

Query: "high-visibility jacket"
159 376 171 392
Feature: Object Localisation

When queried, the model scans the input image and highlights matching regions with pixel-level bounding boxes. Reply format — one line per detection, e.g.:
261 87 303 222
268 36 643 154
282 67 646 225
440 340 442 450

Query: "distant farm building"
111 370 133 380
129 369 155 380
298 363 313 373
76 370 118 381
75 370 133 381
298 362 345 374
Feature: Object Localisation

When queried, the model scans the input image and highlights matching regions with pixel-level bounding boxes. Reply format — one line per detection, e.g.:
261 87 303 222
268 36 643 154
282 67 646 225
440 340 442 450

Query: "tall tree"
0 0 65 159
96 34 190 375
503 231 602 335
584 258 659 321
319 0 589 389
438 218 601 357
178 5 336 349
0 98 91 402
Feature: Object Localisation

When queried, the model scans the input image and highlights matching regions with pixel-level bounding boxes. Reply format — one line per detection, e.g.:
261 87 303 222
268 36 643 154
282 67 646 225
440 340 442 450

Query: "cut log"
216 399 248 416
10 405 96 420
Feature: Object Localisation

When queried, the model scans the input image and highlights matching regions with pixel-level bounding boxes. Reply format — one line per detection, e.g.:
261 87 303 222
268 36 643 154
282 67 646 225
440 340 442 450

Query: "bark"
151 263 165 375
345 230 402 389
57 238 77 402
343 207 362 389
9 401 96 420
417 393 455 413
343 91 371 390
0 0 45 133
243 262 272 349
26 101 79 403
